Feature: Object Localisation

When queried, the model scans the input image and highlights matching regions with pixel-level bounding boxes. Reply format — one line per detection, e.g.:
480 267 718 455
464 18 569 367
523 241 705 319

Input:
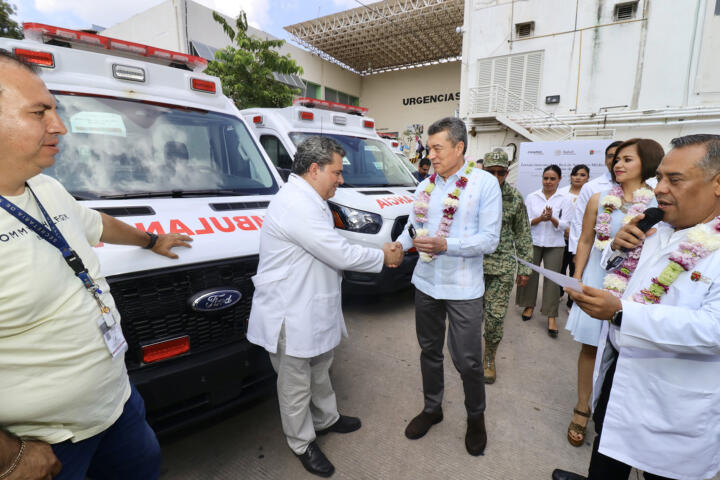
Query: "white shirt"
568 171 614 253
396 164 502 300
557 184 580 205
524 189 573 247
558 185 580 234
593 221 720 479
0 175 130 443
247 174 384 358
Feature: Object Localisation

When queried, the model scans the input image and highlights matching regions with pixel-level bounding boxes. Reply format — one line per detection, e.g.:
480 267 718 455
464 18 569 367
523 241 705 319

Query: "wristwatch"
610 309 623 327
143 232 159 250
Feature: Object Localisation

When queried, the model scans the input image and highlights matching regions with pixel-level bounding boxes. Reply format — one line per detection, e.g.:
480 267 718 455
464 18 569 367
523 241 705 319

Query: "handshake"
382 242 404 268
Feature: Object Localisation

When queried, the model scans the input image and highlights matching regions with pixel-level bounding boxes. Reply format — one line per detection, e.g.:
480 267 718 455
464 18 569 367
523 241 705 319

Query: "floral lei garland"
413 161 476 262
631 216 720 304
603 246 643 298
603 215 720 303
594 185 654 250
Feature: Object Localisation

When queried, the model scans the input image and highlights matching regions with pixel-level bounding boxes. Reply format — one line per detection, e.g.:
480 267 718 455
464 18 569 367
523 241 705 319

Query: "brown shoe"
465 414 487 456
483 341 499 384
567 408 590 447
404 410 443 439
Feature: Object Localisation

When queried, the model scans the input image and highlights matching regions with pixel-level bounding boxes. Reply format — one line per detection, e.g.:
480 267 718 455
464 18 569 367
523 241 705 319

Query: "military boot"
483 341 499 384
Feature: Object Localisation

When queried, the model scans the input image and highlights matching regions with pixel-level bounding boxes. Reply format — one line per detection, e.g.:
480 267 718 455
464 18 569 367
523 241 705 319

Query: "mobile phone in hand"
409 224 417 238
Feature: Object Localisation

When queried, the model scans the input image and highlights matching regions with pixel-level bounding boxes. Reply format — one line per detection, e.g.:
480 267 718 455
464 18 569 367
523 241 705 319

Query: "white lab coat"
247 174 384 359
594 222 720 480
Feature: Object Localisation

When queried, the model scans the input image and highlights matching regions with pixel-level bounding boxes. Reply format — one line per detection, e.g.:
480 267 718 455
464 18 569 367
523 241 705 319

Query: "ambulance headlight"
329 202 382 234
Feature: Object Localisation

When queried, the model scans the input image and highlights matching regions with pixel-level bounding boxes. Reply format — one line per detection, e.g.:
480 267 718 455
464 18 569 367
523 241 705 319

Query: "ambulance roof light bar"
22 23 208 72
293 97 368 116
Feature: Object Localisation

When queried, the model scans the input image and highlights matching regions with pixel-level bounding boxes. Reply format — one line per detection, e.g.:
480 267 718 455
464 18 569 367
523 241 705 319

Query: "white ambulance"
0 24 282 433
379 135 419 178
243 98 419 293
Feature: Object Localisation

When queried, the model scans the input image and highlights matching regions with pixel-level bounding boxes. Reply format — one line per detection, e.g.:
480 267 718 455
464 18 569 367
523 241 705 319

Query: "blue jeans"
51 383 161 480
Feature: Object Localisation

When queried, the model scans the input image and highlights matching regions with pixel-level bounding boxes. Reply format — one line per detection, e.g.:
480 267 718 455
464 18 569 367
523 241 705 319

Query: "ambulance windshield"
46 93 279 198
289 133 416 187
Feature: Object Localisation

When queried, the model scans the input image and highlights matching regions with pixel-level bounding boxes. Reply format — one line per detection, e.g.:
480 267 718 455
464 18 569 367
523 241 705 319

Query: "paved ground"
159 285 719 480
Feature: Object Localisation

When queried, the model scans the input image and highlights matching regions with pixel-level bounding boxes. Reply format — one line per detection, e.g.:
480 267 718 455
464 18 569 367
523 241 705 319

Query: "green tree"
0 0 23 40
206 11 303 109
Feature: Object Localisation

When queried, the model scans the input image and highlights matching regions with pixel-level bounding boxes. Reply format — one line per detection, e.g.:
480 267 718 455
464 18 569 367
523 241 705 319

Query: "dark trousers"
51 384 161 480
560 241 575 297
415 289 486 418
588 350 674 480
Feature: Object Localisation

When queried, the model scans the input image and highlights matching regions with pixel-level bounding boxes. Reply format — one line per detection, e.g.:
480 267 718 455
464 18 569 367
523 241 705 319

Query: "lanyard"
0 185 105 302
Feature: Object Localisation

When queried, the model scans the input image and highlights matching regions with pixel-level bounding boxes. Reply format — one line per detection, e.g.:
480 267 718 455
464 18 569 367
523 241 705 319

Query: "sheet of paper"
514 257 583 292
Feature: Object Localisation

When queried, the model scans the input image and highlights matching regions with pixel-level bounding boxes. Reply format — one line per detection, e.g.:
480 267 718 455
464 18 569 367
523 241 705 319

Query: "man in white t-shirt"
0 51 192 480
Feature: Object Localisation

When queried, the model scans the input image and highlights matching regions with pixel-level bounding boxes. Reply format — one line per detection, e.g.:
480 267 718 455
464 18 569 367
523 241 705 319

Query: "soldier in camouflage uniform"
482 149 533 384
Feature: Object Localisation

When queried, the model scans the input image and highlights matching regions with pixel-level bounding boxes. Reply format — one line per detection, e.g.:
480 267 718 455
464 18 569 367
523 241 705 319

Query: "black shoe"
548 318 559 338
404 410 443 439
296 442 335 478
317 415 361 435
465 414 487 456
551 469 586 480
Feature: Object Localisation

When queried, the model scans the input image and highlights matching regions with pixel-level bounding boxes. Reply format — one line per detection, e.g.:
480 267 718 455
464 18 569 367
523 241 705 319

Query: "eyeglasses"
485 168 508 177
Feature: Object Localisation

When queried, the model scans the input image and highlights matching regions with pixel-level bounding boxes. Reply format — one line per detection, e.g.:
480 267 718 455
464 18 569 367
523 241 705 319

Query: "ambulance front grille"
107 256 258 370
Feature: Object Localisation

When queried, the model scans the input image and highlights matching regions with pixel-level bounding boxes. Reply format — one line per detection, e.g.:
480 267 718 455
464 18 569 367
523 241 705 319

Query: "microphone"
605 207 664 270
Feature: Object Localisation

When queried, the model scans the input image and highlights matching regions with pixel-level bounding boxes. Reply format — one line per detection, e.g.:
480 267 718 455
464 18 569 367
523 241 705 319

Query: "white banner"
516 139 614 199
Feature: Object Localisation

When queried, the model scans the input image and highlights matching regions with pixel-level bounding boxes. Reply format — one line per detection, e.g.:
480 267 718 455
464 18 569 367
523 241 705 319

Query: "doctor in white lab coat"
556 134 720 480
247 136 402 478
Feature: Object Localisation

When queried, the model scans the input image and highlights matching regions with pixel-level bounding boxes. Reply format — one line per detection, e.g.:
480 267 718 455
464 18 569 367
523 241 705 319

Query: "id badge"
97 315 128 359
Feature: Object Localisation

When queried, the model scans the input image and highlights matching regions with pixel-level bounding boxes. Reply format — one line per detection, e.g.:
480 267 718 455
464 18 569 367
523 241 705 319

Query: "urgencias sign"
403 92 460 106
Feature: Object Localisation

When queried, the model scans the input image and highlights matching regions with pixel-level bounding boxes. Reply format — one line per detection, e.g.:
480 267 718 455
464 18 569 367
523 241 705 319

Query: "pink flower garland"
631 217 720 304
600 186 654 298
413 161 476 262
603 246 643 298
594 186 654 250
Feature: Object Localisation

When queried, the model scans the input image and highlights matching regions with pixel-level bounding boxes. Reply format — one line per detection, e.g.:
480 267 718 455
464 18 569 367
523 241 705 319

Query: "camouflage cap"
483 149 509 168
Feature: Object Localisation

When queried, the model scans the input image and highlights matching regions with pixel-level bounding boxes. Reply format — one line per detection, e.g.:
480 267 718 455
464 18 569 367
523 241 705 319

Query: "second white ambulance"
243 98 419 292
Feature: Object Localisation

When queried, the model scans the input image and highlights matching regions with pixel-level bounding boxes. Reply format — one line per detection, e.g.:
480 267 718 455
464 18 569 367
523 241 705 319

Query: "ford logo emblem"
189 288 242 312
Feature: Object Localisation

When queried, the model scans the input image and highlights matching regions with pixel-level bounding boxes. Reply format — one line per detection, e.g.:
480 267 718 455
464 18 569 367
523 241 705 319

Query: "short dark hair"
606 140 623 155
291 136 346 176
419 157 431 168
571 164 589 176
670 134 720 179
543 164 562 178
610 138 664 183
427 117 467 154
0 49 38 100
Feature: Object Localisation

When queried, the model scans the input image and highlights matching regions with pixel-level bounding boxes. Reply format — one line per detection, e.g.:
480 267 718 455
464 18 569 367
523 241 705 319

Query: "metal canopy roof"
284 0 463 75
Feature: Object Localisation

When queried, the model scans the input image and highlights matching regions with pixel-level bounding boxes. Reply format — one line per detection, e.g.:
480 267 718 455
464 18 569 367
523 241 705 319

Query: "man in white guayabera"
394 117 501 456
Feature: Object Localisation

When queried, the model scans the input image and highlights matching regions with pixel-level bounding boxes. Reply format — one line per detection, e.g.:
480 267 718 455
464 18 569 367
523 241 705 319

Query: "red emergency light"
363 120 375 129
392 141 399 147
252 115 263 124
293 97 368 116
191 78 216 93
13 48 54 67
141 336 190 363
299 111 314 121
22 23 208 71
